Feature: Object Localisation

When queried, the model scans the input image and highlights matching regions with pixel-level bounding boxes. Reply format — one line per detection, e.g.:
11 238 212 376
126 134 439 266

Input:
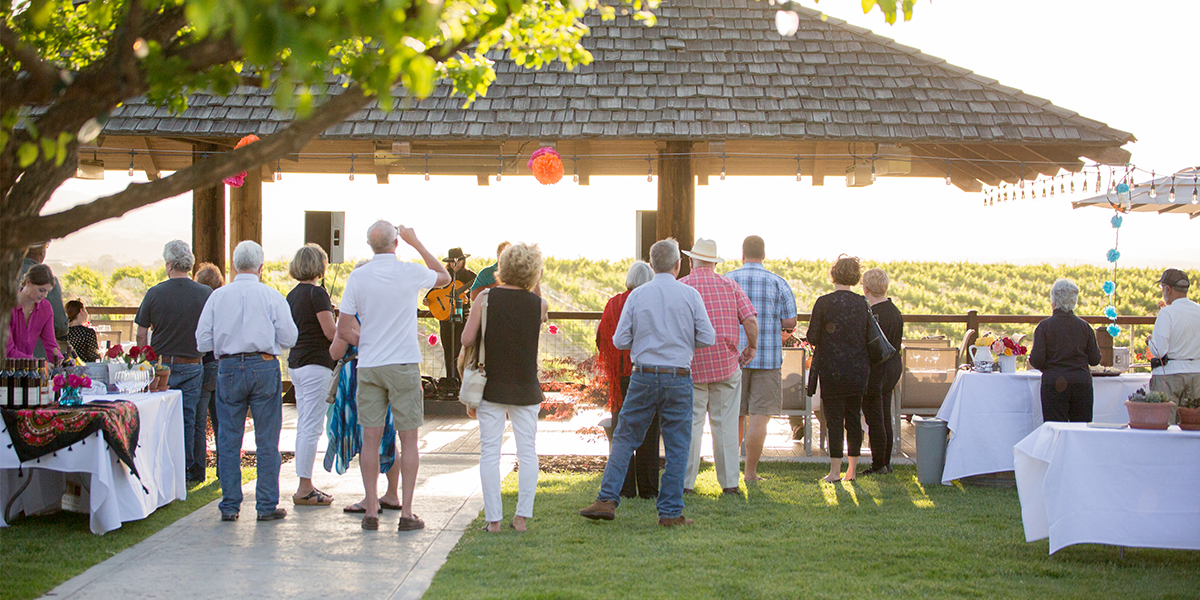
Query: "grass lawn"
426 463 1200 600
0 467 253 600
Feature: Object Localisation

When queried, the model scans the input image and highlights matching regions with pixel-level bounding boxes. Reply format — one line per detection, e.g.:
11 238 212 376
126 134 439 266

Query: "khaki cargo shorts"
740 368 782 416
356 363 423 431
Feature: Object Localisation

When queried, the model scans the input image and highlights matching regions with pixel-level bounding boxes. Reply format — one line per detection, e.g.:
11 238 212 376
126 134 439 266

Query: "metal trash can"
914 416 949 485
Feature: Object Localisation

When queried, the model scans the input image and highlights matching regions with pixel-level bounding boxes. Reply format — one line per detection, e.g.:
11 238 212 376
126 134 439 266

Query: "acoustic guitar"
424 280 470 321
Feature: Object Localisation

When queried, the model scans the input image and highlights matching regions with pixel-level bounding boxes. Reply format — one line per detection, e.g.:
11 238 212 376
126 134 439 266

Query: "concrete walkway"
41 404 917 600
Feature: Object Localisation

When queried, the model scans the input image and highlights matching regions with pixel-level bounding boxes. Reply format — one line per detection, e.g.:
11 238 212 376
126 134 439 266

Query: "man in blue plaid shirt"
727 236 798 482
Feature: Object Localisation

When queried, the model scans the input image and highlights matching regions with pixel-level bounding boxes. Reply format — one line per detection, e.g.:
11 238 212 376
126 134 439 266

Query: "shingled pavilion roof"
84 0 1134 189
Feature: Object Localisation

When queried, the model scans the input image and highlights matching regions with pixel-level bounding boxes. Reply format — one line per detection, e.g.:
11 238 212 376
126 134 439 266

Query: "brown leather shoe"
722 487 740 495
658 516 694 527
579 499 617 521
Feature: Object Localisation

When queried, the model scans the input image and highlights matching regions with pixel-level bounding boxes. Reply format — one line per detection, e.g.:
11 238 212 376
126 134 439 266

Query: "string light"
424 155 430 181
647 156 653 182
870 160 877 183
1082 169 1088 192
1050 176 1056 197
795 156 802 182
1192 173 1198 204
573 156 579 183
496 155 502 182
348 154 355 181
275 162 282 181
128 150 135 177
1169 175 1176 202
720 154 726 181
944 160 951 186
1041 180 1047 198
1096 169 1103 193
1149 170 1157 199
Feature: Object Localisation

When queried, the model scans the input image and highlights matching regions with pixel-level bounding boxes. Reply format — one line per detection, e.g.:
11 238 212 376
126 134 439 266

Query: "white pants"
686 370 742 489
477 400 539 523
290 364 332 480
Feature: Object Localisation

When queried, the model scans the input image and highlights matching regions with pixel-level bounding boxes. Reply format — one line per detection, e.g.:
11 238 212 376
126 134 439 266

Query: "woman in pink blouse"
7 264 62 364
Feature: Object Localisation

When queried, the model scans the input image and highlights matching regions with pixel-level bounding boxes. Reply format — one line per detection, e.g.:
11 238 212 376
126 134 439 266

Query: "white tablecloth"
1014 422 1200 554
1 391 186 534
936 371 1150 484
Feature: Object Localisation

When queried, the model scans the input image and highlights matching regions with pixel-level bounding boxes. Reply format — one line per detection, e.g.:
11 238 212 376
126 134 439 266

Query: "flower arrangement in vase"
1125 388 1175 430
971 333 1027 372
53 360 93 406
105 345 159 391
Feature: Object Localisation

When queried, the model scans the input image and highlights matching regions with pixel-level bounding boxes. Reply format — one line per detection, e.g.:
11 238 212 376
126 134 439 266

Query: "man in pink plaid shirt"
680 238 758 494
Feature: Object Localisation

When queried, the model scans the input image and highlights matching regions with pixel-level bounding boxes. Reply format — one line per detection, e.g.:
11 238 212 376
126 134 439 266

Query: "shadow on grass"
426 462 1200 600
0 468 253 600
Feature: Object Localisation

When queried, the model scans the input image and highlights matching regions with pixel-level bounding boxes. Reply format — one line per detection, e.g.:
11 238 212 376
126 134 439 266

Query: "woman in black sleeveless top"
461 243 548 532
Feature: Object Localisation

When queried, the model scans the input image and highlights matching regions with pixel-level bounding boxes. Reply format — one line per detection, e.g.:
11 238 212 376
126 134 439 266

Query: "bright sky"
43 0 1200 270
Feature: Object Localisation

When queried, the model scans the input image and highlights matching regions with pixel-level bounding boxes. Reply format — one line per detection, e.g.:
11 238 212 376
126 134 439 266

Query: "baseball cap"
1156 268 1190 290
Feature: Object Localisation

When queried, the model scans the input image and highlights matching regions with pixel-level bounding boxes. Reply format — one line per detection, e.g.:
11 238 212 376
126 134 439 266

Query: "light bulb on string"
795 156 802 182
1050 177 1056 197
647 156 653 183
424 155 430 181
1149 170 1157 199
1096 170 1103 193
573 157 579 183
348 154 355 181
275 163 282 181
1041 180 1047 198
1194 174 1199 204
871 161 877 183
944 160 951 186
496 155 502 182
720 154 726 181
1082 170 1088 192
1170 175 1176 201
128 150 135 177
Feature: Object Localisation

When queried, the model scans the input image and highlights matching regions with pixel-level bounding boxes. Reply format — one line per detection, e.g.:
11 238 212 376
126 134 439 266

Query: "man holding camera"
1148 268 1200 403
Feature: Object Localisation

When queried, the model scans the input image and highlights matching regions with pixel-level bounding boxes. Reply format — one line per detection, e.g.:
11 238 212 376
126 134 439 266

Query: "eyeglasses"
783 329 795 334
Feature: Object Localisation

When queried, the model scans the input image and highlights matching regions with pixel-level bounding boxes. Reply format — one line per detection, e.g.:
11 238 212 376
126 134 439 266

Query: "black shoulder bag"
865 298 897 365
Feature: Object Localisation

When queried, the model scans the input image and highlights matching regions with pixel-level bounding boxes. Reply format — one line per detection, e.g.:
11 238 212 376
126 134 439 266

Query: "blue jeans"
168 362 205 480
199 361 219 476
598 371 693 518
216 355 282 516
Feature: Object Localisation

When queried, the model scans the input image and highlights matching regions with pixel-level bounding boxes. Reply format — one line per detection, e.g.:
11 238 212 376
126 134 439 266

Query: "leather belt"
220 352 277 361
161 356 203 364
633 365 690 376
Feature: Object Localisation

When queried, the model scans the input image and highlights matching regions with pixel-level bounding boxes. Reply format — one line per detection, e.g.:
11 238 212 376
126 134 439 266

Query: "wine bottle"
17 360 30 407
1 360 11 408
38 360 51 407
28 360 41 407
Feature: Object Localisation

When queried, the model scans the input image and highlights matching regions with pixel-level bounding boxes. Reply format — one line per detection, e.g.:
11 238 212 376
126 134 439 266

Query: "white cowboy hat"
682 238 724 263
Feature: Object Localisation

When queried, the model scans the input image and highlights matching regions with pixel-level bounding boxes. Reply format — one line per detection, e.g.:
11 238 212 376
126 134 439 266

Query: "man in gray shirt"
581 239 715 527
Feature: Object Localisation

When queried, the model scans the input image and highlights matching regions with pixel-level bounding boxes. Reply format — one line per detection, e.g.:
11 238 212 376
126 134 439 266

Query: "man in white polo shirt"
337 220 450 531
1149 268 1200 404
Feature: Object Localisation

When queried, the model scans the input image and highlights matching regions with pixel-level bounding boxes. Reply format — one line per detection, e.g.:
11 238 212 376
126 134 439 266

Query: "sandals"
821 475 842 483
397 515 425 531
362 516 379 530
343 500 402 514
293 489 334 506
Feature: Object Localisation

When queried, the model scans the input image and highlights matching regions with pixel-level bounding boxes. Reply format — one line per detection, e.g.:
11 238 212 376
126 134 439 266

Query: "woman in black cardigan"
860 268 903 475
1028 278 1101 422
806 255 872 483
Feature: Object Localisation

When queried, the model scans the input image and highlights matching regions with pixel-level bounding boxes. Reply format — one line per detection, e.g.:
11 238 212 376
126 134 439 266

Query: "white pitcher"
969 345 994 364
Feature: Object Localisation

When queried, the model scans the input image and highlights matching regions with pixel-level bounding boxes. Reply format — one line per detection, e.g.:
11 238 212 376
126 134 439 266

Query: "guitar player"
428 248 476 380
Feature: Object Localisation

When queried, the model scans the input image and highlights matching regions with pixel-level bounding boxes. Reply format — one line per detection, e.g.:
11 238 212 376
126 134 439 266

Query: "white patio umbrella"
1071 167 1200 219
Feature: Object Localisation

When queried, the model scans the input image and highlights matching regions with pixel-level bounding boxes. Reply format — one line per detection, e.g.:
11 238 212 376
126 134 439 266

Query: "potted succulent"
1177 397 1200 431
1124 389 1175 430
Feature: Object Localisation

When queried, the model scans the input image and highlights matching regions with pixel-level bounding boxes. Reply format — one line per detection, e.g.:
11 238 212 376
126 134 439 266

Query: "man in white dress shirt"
196 240 298 523
337 221 449 531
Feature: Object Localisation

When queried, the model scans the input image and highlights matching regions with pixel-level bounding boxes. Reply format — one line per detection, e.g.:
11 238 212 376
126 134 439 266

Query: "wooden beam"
192 142 226 273
132 137 161 180
1082 146 1133 165
657 140 695 278
229 170 262 262
811 142 827 186
476 174 489 186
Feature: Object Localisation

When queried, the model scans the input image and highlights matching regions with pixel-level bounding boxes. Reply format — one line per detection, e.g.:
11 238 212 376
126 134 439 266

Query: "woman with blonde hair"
461 243 549 532
285 244 337 506
806 255 871 482
859 268 903 476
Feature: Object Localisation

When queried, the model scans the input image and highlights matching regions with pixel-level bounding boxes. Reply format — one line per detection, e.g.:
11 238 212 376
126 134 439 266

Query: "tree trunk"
0 248 26 361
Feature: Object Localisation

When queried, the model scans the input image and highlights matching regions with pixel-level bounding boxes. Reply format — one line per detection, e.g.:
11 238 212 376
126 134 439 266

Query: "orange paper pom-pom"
529 148 564 185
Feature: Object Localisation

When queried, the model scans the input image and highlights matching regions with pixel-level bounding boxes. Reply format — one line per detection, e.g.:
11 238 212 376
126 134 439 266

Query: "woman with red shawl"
595 261 659 498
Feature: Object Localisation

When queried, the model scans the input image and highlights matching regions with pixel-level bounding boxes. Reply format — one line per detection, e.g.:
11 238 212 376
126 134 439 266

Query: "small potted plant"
53 360 93 407
1125 388 1175 430
1177 397 1200 431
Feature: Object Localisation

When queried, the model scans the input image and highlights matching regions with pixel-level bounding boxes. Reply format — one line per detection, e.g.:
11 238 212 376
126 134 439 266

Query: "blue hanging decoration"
1110 215 1123 229
1115 182 1130 194
1106 249 1121 263
1102 280 1116 295
1104 306 1119 320
1107 324 1122 338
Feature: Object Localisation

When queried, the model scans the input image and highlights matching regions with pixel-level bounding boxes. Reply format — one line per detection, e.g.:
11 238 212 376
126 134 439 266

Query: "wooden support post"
966 309 979 335
229 169 262 264
192 143 226 273
656 140 695 278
